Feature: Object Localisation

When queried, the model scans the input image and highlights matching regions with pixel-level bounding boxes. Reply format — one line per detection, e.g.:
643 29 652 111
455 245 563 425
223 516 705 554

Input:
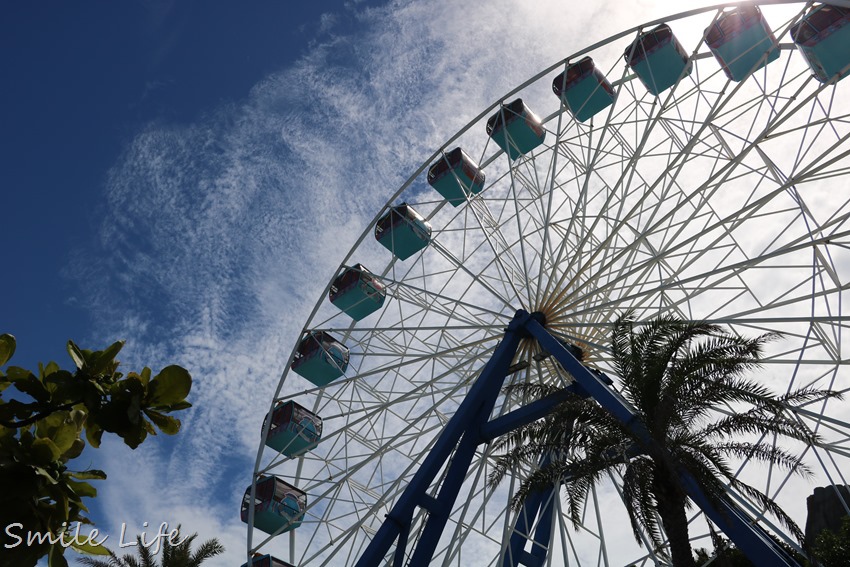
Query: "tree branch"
0 400 82 429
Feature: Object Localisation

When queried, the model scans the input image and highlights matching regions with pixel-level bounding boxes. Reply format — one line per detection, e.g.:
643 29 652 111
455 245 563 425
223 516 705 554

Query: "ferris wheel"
244 2 850 566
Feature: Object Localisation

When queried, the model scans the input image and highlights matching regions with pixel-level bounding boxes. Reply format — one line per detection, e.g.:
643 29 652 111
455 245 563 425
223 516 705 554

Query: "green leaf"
32 437 62 463
164 400 193 411
0 333 16 366
70 538 111 556
36 410 68 436
43 369 78 402
147 365 192 406
84 422 103 448
127 392 143 425
144 409 181 435
118 374 145 397
82 382 105 411
6 366 35 381
143 418 156 436
63 438 85 460
52 422 82 454
34 465 61 484
69 408 87 428
66 479 97 499
121 421 147 449
12 374 51 403
68 469 106 481
89 340 125 376
66 341 86 370
0 398 39 423
41 361 61 378
48 542 70 567
139 366 151 387
35 416 82 460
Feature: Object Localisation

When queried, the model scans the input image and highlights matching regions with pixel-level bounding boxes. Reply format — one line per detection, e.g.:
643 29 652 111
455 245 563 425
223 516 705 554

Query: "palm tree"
489 313 839 567
77 526 223 567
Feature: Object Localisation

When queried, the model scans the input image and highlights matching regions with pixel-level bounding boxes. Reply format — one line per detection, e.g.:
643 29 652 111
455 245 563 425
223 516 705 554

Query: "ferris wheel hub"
528 310 547 328
510 309 548 338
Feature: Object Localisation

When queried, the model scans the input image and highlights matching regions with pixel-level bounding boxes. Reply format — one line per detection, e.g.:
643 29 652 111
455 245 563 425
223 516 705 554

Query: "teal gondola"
704 6 780 82
624 24 693 95
552 57 616 122
290 331 349 387
486 99 546 160
241 477 306 535
241 554 296 567
329 264 386 320
374 204 432 261
427 147 486 207
791 4 850 83
264 400 322 457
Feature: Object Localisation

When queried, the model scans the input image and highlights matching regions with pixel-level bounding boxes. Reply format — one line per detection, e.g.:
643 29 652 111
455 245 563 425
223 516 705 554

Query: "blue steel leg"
411 388 577 565
529 487 556 566
523 315 801 567
407 387 506 566
503 469 557 567
504 486 547 567
354 310 529 567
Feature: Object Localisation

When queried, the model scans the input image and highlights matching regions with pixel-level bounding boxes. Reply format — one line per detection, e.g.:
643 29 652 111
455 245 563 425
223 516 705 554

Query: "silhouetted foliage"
77 525 223 567
0 334 193 567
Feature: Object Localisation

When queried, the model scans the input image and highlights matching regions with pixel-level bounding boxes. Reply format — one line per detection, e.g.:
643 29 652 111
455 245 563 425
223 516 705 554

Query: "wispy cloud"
66 0 731 563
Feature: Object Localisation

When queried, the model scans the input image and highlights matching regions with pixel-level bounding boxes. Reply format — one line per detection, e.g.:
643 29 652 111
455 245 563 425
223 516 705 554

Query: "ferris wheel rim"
247 2 850 565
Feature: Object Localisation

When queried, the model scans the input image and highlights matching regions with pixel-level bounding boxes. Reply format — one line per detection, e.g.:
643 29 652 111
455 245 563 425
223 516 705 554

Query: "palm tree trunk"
654 478 697 567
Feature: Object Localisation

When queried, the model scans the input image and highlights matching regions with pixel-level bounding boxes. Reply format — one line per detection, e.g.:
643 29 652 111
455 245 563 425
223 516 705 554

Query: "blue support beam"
503 486 551 567
480 387 576 442
527 488 556 566
502 453 559 567
354 310 529 567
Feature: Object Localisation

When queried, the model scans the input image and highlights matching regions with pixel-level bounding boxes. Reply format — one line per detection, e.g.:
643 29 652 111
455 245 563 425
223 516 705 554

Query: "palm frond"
77 554 127 567
730 478 806 544
712 442 812 475
190 538 225 565
622 458 664 550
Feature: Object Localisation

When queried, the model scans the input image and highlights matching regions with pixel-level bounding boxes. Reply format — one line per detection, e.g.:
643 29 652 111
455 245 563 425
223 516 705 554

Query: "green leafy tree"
810 516 850 567
0 333 193 567
695 532 807 567
489 314 840 567
694 545 754 566
77 526 224 567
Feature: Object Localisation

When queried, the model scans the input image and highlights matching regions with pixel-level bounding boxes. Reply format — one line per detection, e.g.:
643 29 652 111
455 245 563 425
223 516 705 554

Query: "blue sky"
4 1 399 562
13 0 844 565
4 1 370 369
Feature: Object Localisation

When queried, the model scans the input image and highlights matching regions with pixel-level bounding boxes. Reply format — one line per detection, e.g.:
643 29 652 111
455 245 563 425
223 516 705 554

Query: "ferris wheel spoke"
532 104 573 306
461 195 532 305
556 223 850 337
424 196 521 286
540 72 741 313
428 239 520 310
507 159 541 308
382 272 509 323
547 142 850 322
